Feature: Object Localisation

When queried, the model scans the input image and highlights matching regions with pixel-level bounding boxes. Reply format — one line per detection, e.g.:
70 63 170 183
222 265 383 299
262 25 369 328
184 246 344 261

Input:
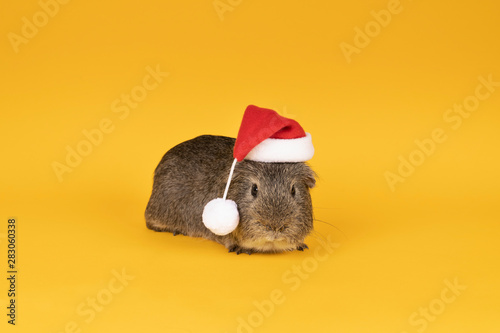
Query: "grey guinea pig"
144 135 316 254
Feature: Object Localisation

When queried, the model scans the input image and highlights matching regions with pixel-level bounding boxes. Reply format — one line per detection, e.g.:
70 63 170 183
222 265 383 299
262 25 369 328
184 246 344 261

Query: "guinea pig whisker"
308 229 344 246
308 230 328 243
313 219 348 240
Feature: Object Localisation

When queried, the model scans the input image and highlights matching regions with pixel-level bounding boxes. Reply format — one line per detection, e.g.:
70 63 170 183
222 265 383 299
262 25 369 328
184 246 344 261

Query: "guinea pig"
145 135 316 254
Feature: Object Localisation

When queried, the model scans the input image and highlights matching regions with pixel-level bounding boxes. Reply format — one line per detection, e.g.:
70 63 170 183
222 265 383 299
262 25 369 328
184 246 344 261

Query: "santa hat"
202 105 314 235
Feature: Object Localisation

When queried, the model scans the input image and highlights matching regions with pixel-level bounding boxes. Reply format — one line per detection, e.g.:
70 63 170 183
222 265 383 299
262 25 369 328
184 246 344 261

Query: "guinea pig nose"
260 222 287 232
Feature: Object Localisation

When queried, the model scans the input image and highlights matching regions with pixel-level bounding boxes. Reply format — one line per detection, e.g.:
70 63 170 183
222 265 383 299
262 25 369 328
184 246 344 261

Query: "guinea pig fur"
145 135 316 254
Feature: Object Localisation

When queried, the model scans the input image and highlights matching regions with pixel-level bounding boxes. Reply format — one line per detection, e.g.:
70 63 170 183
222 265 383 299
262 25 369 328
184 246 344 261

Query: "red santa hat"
202 105 314 235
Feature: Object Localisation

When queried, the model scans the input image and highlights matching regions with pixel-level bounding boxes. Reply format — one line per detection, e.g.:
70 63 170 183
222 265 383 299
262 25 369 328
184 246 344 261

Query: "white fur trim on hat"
245 132 314 163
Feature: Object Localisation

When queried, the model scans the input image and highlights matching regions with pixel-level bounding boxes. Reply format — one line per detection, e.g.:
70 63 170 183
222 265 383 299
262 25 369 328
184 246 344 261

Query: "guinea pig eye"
251 184 258 197
291 184 296 197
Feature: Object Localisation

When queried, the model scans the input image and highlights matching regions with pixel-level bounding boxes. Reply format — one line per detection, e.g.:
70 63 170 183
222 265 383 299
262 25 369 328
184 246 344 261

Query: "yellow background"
1 0 499 332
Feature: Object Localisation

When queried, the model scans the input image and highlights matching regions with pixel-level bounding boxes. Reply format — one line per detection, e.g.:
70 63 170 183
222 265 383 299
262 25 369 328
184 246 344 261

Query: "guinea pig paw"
228 245 254 255
228 245 238 253
296 243 309 251
237 248 254 255
172 230 184 236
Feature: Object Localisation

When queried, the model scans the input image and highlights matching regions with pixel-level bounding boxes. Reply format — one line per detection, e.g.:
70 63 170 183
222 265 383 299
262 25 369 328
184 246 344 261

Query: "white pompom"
202 198 240 236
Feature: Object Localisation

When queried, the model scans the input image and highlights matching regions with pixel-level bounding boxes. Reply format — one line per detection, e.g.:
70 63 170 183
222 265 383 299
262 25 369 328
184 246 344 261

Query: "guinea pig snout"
258 221 288 233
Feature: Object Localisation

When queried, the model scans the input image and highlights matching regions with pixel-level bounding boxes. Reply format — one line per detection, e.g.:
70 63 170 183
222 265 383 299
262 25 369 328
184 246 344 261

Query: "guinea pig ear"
303 167 317 188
